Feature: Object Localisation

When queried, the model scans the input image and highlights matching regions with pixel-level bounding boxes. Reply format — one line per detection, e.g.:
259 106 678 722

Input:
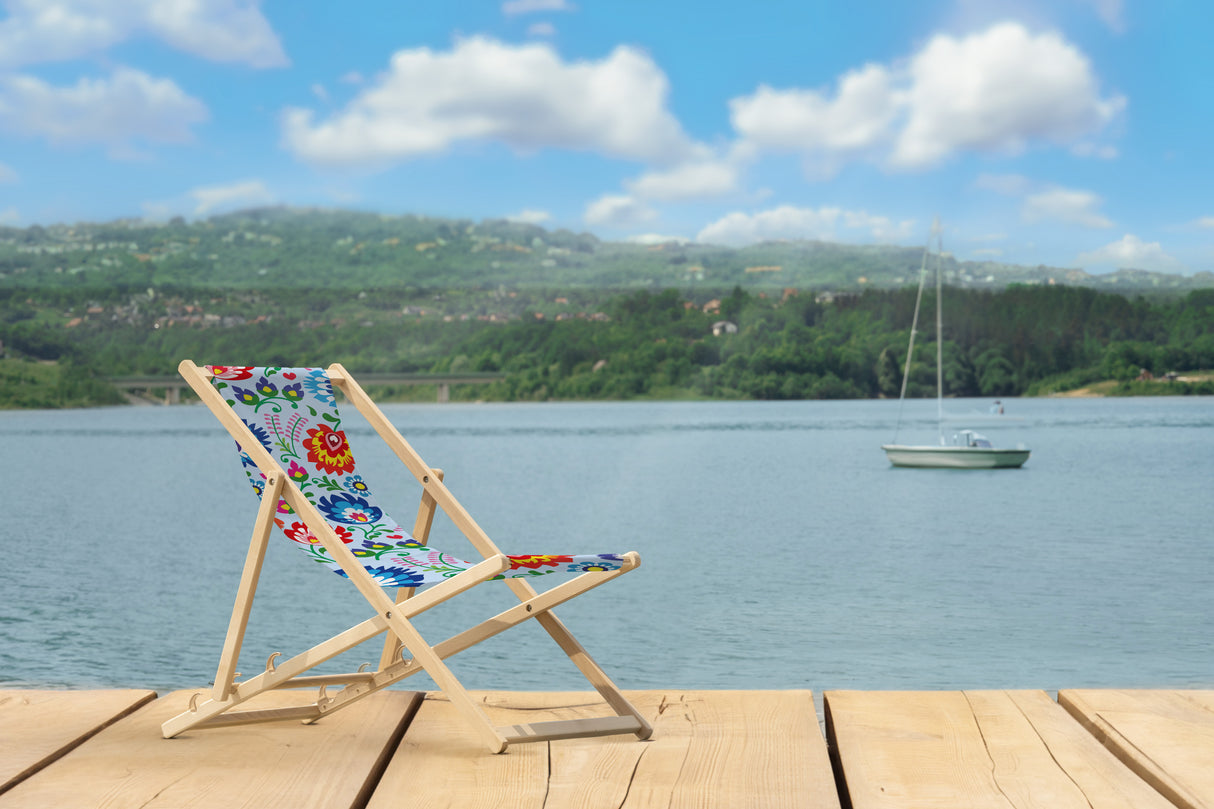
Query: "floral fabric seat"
210 365 626 588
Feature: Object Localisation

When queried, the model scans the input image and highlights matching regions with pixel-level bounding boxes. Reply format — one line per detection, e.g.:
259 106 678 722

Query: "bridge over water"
109 372 504 405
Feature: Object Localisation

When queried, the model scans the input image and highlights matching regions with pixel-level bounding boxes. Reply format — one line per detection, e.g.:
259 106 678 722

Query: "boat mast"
934 219 944 444
891 227 933 443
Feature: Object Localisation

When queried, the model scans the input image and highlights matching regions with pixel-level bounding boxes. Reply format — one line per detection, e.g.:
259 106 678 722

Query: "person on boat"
989 400 1004 415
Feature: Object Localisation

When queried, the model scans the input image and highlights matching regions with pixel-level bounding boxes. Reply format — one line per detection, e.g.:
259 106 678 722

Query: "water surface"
2 396 1210 694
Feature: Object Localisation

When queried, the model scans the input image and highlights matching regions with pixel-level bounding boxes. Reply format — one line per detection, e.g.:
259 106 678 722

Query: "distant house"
712 321 738 336
702 299 721 315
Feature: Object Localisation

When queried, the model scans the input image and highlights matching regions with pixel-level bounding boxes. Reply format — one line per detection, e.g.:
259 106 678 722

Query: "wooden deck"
1 687 1211 808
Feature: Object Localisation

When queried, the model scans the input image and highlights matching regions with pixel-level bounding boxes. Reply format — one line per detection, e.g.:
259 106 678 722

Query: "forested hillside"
3 207 1211 293
3 280 1212 407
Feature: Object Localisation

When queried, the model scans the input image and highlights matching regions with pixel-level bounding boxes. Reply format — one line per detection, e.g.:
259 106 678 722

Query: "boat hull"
881 444 1030 469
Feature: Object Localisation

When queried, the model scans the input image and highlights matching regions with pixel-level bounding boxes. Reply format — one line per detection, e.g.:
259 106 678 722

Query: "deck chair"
164 361 652 753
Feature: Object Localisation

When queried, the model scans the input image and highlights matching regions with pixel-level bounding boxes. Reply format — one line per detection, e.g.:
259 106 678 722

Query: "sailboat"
881 220 1030 469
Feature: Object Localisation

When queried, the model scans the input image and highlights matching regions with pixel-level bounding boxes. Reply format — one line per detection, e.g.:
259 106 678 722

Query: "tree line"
2 283 1213 408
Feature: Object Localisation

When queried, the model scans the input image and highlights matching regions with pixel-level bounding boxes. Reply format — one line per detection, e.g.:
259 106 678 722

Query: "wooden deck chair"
164 361 652 753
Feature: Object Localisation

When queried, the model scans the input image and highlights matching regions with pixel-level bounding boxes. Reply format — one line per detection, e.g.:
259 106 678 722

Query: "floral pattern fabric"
209 366 625 587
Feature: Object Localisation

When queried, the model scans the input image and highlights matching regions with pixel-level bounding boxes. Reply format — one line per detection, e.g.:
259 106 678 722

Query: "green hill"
2 207 1210 294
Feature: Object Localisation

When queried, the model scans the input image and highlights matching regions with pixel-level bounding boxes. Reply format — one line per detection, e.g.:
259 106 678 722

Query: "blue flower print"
337 565 425 587
345 475 371 496
318 493 383 525
282 382 304 401
302 371 336 406
231 386 259 406
240 419 273 450
255 376 278 397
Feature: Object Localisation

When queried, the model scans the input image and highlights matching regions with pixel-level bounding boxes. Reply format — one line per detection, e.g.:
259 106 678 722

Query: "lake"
2 395 1211 696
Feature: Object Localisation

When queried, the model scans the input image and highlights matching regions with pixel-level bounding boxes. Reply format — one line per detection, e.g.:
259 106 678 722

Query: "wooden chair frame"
163 360 652 753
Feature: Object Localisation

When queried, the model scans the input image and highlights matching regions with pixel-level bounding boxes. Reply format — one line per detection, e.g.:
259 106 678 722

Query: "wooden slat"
0 689 156 794
1060 689 1214 809
0 689 422 809
826 690 1176 809
369 690 839 809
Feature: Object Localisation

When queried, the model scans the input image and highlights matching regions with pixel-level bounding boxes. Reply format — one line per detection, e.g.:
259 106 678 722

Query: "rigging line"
891 228 933 444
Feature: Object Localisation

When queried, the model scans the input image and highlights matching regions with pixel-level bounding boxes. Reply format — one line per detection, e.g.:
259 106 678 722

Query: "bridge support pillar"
437 383 450 404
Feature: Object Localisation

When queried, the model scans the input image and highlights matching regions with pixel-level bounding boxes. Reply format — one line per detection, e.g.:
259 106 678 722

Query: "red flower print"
304 424 355 474
507 554 574 570
209 366 254 380
283 521 319 545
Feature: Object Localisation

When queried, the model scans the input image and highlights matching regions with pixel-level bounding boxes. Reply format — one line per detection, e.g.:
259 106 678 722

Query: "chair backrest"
208 365 469 587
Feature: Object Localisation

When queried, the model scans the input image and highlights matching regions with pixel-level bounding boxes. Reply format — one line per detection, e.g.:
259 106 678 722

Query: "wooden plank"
370 690 839 809
0 689 156 794
0 689 422 809
826 690 1175 809
1059 689 1214 809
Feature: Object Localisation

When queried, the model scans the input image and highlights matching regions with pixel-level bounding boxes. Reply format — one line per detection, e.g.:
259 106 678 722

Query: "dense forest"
3 280 1212 408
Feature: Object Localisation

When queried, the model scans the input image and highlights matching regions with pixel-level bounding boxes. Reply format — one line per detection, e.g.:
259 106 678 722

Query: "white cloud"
190 179 274 216
0 162 17 183
626 158 739 201
506 209 551 224
626 233 689 245
502 0 575 15
1077 235 1184 272
0 0 287 69
1195 216 1214 229
527 22 557 37
892 23 1125 168
311 83 329 102
0 207 19 225
695 205 912 246
0 68 208 154
282 37 695 167
583 194 657 228
725 22 1123 175
1022 187 1113 228
730 63 897 155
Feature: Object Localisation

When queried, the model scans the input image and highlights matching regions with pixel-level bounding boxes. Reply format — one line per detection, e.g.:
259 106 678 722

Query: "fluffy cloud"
583 194 657 228
626 158 739 201
0 0 287 68
282 37 695 167
731 64 897 155
1196 216 1214 229
1076 235 1184 272
0 162 16 183
893 23 1124 168
190 179 274 216
695 206 913 246
0 68 208 153
1022 187 1113 228
728 22 1123 173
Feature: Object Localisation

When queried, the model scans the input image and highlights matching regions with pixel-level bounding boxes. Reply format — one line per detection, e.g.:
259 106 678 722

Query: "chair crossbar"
500 716 646 744
195 705 322 729
272 672 377 689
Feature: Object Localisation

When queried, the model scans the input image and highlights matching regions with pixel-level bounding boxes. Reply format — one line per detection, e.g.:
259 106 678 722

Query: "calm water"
2 396 1211 696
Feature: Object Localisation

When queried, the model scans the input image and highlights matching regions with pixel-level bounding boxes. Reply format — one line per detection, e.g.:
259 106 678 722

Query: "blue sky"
1 0 1212 275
